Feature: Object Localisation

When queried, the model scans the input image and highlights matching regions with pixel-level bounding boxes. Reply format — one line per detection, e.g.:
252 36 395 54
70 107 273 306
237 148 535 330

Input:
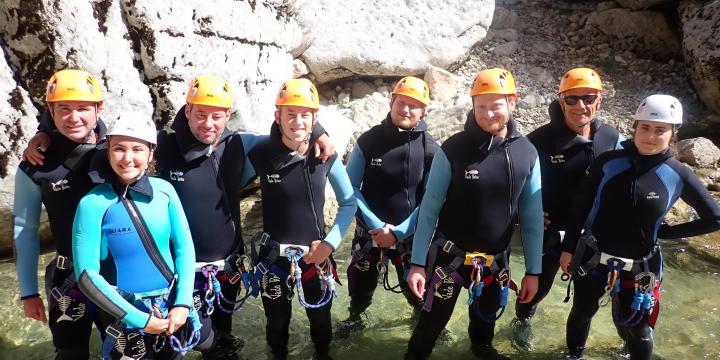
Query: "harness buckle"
434 267 448 280
229 273 241 284
56 255 67 270
576 266 588 277
105 324 123 340
257 262 268 274
260 232 272 247
50 287 64 302
464 252 494 266
442 241 455 253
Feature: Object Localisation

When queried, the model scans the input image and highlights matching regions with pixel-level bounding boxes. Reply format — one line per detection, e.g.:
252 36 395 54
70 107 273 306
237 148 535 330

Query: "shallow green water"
2 232 719 359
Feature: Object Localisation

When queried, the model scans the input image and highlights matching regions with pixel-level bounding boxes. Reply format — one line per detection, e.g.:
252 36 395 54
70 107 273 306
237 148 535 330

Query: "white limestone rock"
680 0 720 115
295 0 494 83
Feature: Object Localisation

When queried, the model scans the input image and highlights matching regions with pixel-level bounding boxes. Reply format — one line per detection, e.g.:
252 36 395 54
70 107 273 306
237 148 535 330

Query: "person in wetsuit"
512 68 624 350
404 68 544 360
13 69 106 359
558 94 720 360
73 112 197 359
246 78 357 360
339 76 439 336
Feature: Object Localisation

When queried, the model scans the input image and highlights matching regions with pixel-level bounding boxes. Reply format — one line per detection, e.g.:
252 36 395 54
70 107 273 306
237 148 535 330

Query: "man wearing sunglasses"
512 67 624 350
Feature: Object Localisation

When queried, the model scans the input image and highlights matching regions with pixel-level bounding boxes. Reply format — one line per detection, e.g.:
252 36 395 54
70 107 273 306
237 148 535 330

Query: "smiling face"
390 94 426 130
559 87 602 134
185 103 230 145
50 100 101 143
108 135 153 185
633 120 674 155
275 105 317 151
472 93 516 136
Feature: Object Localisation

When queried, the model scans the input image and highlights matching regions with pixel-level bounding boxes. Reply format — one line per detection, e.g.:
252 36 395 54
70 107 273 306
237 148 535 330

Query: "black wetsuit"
562 140 720 359
515 100 622 320
248 129 356 359
345 115 439 315
14 111 105 359
406 115 543 359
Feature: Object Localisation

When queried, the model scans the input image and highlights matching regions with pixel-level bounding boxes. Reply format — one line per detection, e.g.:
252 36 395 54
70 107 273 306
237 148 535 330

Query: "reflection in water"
2 232 719 359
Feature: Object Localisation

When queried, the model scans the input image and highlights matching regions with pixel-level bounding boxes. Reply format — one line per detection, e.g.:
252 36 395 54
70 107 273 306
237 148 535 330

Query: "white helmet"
633 94 683 126
106 111 157 146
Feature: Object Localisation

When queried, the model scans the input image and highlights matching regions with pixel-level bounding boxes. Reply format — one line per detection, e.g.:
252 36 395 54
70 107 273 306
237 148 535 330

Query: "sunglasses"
563 94 598 106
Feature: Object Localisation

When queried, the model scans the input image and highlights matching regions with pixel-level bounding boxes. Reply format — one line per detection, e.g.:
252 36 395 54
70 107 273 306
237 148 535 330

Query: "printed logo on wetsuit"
550 154 565 164
646 191 660 199
50 179 70 191
464 169 479 180
109 227 133 234
168 170 185 182
266 173 281 184
370 158 383 167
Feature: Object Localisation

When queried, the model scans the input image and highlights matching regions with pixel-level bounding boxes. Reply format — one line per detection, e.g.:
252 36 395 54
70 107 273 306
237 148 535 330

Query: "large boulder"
295 0 494 83
681 0 720 115
585 8 680 61
120 0 303 132
0 45 40 255
677 137 720 168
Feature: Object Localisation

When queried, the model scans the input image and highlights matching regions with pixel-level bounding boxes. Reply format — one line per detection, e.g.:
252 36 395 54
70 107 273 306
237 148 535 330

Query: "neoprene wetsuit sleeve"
657 164 720 239
410 150 452 267
73 190 153 329
392 208 419 242
324 158 357 250
345 144 385 230
561 154 607 254
164 182 196 308
238 132 269 187
518 157 543 275
13 169 42 298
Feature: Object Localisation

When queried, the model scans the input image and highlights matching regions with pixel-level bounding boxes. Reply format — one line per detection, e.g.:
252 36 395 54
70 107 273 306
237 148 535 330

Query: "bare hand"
406 265 426 299
313 133 336 163
143 314 169 335
543 212 551 231
165 307 189 335
22 297 47 323
559 251 573 275
303 240 333 264
369 224 396 248
517 275 539 304
23 132 51 166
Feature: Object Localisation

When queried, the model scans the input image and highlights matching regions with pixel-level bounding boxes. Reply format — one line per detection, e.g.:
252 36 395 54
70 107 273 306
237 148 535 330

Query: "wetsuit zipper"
404 132 412 216
505 144 514 220
211 151 237 236
303 158 323 239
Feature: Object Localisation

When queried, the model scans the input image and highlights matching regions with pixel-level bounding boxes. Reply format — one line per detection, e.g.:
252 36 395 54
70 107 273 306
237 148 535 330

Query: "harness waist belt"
599 253 634 272
195 259 225 272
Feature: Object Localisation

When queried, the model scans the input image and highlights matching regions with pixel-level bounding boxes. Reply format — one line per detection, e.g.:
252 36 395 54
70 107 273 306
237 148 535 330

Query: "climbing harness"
422 238 518 322
350 225 411 294
252 232 339 309
101 285 202 359
197 253 260 315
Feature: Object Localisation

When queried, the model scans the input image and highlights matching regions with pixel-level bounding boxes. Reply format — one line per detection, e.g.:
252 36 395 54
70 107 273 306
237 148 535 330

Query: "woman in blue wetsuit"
559 95 720 360
73 113 197 359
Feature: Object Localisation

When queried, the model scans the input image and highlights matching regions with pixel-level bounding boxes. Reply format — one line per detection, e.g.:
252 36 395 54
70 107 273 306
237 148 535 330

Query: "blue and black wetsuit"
406 114 543 359
13 111 105 360
73 158 196 360
155 106 265 353
515 100 623 320
561 140 720 359
247 127 356 359
345 114 438 316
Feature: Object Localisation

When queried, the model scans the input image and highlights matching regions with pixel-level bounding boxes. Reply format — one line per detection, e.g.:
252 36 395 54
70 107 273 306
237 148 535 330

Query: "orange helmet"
391 76 430 105
558 68 602 93
275 78 319 110
45 69 103 103
186 74 233 108
470 68 517 96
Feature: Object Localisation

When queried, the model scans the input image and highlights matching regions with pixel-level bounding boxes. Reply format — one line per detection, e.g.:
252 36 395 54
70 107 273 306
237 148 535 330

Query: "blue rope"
285 247 337 309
